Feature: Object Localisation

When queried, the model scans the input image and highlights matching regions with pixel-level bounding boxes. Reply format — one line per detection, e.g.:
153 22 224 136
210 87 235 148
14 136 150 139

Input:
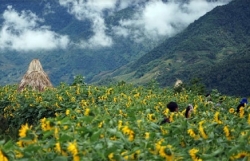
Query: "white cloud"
0 6 70 51
43 2 55 15
58 0 231 47
59 0 117 48
113 0 232 41
116 0 148 10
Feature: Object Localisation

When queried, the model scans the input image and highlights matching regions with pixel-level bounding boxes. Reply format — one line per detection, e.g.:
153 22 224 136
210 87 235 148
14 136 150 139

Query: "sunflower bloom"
130 150 140 160
199 121 208 139
239 107 244 118
19 123 30 138
67 141 78 156
66 109 70 115
223 126 231 140
147 114 156 122
40 118 52 131
58 96 63 101
229 108 234 114
187 129 199 140
55 142 62 154
16 140 23 147
118 120 122 130
230 151 249 160
160 126 168 135
214 112 222 124
121 126 134 141
128 132 135 141
84 108 90 116
189 148 201 161
154 139 165 153
163 108 169 116
0 150 8 161
14 150 23 158
248 114 250 125
73 155 80 161
169 113 174 122
187 129 196 138
121 151 129 160
98 121 104 128
108 153 116 161
54 127 59 139
159 145 174 160
223 126 230 137
145 132 150 139
241 131 247 136
121 126 129 135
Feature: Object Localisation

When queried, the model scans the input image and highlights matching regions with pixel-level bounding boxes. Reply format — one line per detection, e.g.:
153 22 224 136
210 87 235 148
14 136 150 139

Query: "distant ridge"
94 0 250 96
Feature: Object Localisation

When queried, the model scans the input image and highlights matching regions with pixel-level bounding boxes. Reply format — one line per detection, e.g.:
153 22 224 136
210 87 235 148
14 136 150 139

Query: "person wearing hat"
236 98 248 113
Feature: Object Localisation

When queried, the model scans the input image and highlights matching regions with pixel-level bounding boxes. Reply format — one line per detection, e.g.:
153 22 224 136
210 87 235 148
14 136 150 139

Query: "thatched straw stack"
174 79 183 88
18 59 53 92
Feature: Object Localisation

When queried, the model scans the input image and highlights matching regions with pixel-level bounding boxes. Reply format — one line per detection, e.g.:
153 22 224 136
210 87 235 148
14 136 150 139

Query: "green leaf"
59 134 72 142
53 156 68 161
90 130 101 142
3 140 14 150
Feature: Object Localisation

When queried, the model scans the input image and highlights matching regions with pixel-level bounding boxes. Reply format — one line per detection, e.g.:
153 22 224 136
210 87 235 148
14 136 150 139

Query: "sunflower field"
0 81 249 161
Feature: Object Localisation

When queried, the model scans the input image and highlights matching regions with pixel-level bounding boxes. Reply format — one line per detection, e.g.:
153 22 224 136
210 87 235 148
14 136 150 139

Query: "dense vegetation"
197 48 250 97
0 0 249 97
0 78 249 160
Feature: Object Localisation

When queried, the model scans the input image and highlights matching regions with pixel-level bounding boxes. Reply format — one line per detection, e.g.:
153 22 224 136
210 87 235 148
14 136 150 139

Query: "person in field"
160 102 194 125
185 104 194 118
160 102 179 124
236 98 248 113
205 93 213 104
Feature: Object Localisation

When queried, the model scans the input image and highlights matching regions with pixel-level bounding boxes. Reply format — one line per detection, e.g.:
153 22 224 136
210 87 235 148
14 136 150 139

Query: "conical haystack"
174 79 183 88
18 59 53 92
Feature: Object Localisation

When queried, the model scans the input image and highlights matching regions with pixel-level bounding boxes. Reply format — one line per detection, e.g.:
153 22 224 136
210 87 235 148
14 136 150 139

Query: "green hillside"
94 0 250 97
0 1 160 86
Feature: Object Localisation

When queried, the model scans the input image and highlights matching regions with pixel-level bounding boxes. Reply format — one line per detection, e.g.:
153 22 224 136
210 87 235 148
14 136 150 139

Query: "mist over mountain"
97 0 250 96
0 0 231 87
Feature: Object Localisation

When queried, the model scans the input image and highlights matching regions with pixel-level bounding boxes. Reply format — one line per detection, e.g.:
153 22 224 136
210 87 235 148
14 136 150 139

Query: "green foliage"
71 75 86 86
0 83 249 160
174 77 206 95
197 49 250 97
185 78 206 95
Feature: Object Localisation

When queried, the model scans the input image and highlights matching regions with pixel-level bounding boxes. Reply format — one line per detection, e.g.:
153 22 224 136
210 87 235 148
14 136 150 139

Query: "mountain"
0 0 161 85
0 0 240 95
93 0 250 97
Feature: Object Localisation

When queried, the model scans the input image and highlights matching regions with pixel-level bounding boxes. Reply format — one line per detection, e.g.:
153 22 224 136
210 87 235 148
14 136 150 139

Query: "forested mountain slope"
0 0 161 85
94 0 250 96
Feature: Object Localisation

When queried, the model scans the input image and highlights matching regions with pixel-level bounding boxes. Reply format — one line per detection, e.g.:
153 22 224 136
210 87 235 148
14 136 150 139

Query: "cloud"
112 0 232 41
59 0 117 48
43 2 55 15
59 0 231 46
116 0 148 10
0 6 70 51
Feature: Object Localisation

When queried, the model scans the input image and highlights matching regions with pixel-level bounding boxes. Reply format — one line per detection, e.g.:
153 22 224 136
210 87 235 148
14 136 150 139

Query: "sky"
0 0 231 51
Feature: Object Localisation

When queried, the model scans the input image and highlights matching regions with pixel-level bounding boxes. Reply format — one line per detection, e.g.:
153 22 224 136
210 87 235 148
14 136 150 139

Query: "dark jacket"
236 103 245 113
160 117 170 125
